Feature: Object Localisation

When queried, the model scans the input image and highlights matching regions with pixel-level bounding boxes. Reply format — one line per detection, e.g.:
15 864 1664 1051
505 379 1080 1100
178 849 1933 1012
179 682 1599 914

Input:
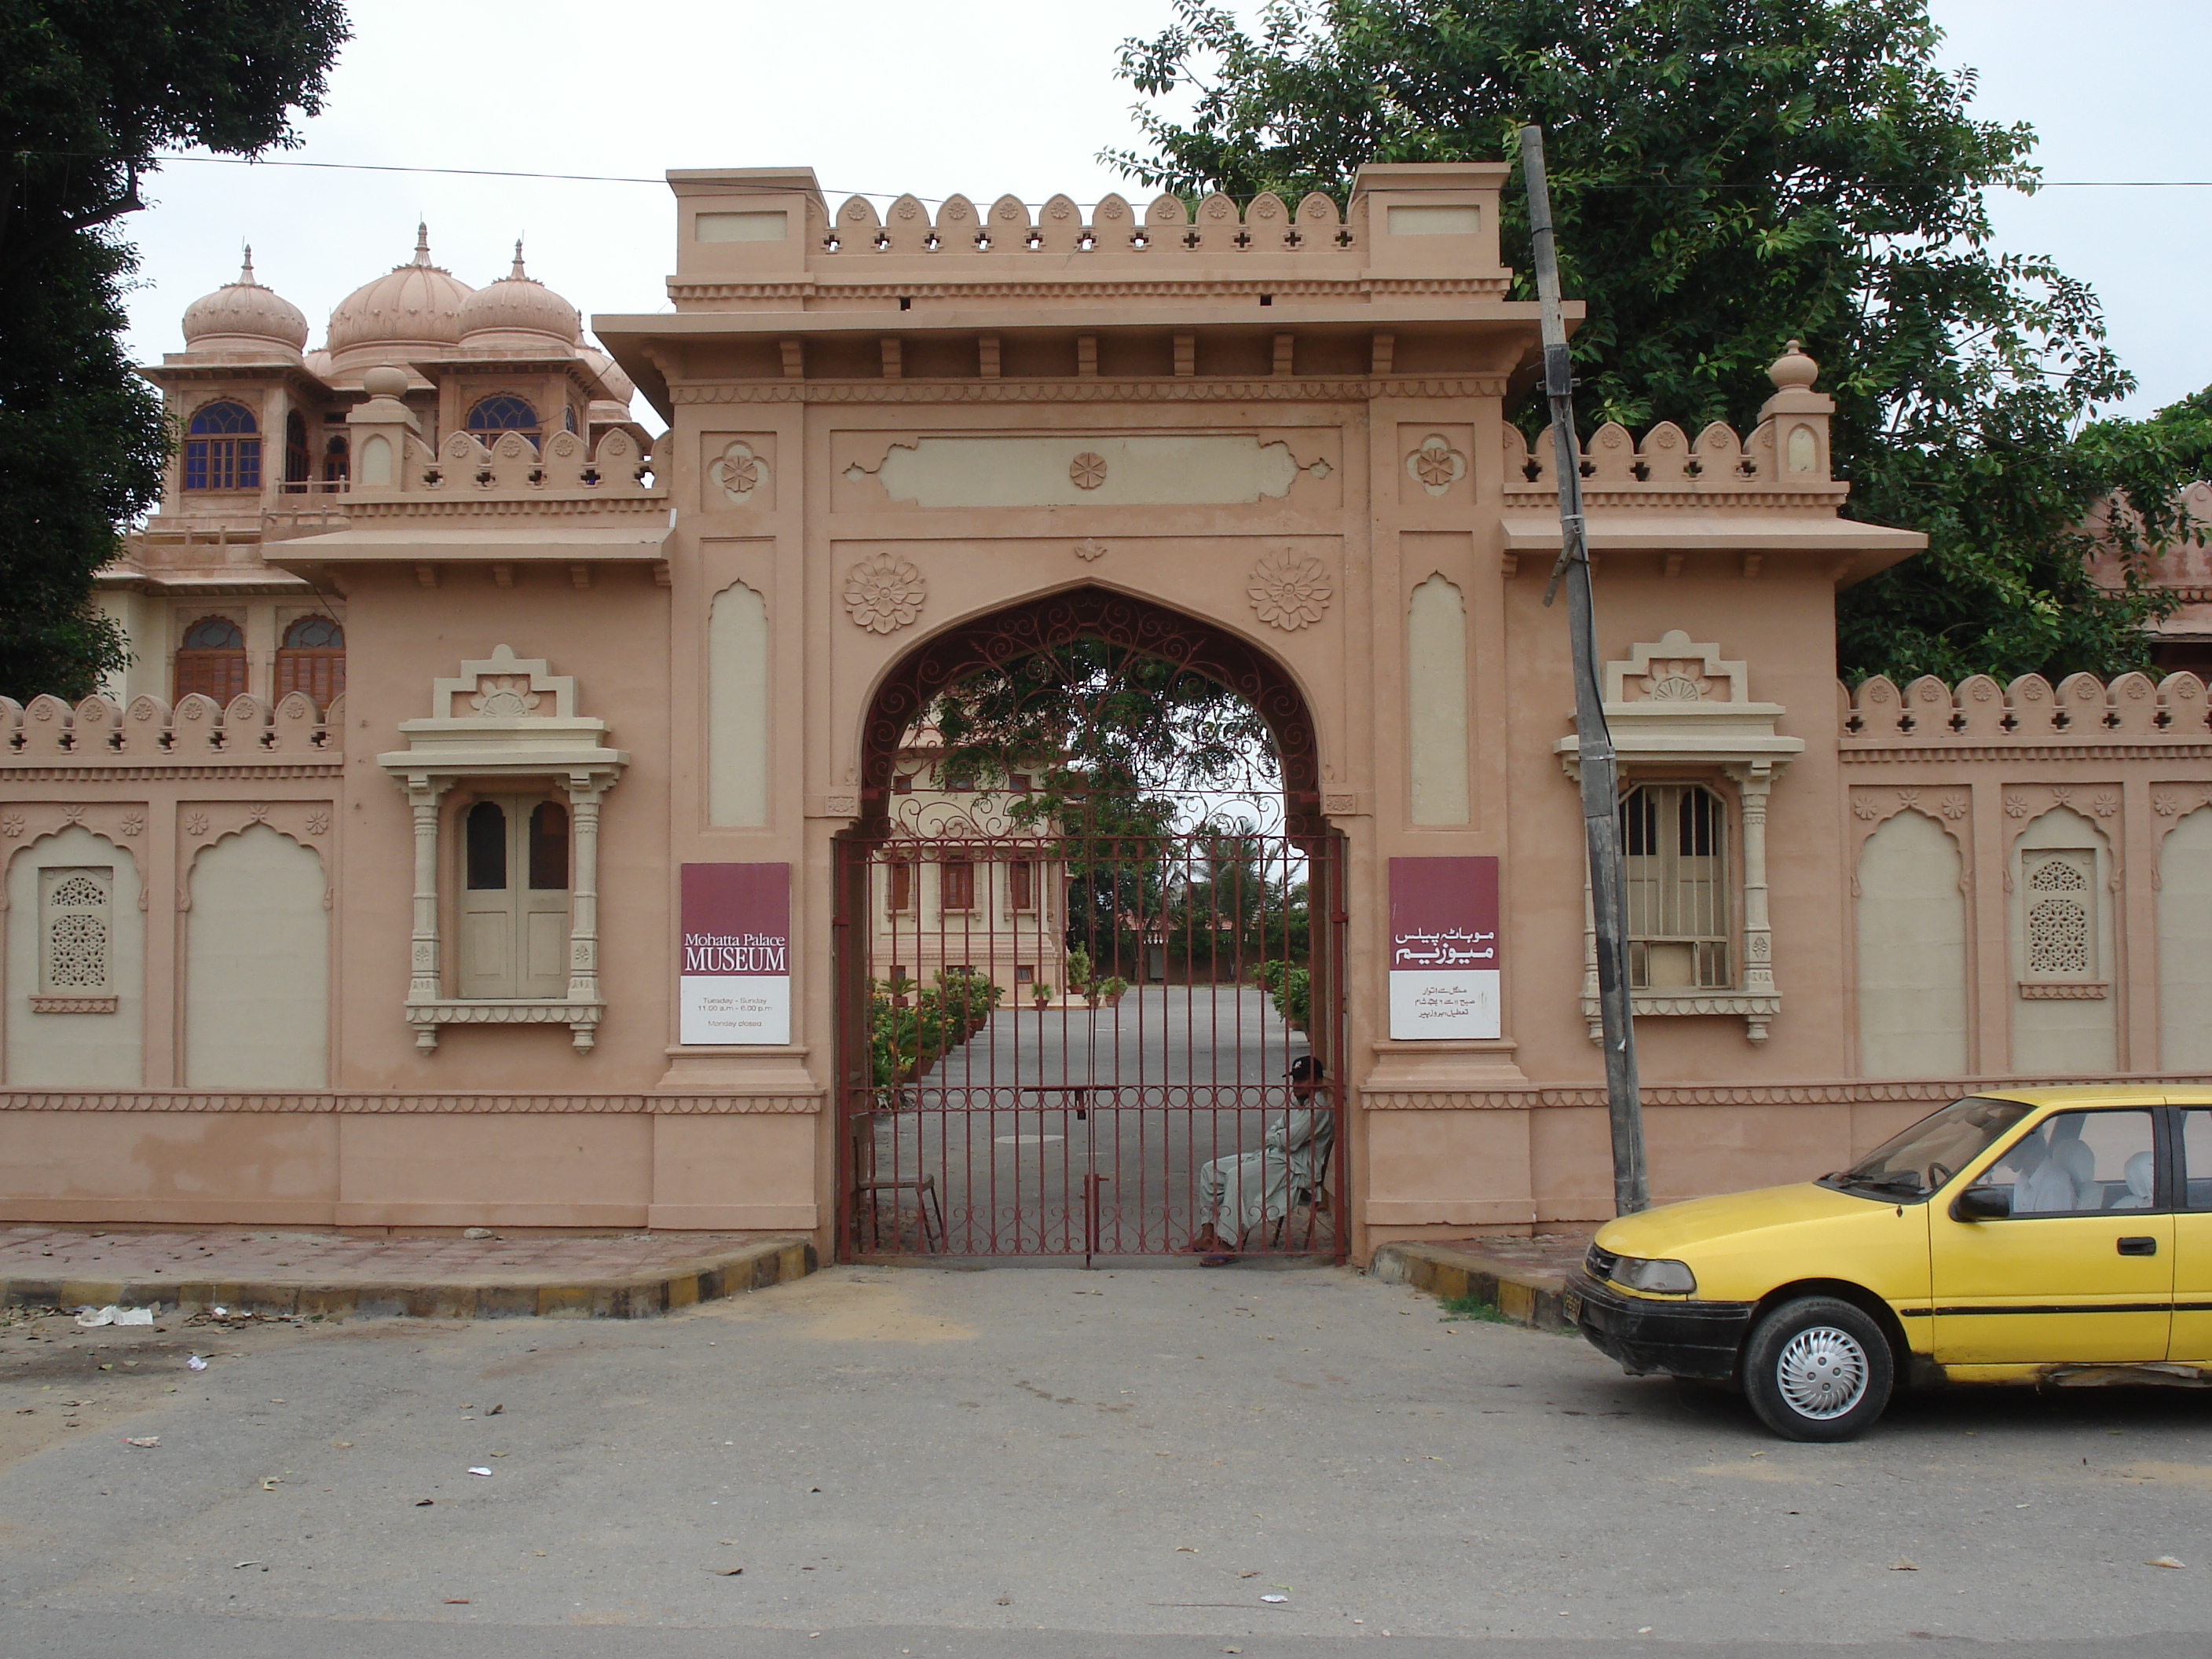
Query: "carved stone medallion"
843 551 928 635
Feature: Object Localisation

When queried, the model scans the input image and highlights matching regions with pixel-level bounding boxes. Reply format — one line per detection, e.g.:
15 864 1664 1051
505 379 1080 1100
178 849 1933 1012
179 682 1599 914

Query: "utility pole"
1518 123 1647 1216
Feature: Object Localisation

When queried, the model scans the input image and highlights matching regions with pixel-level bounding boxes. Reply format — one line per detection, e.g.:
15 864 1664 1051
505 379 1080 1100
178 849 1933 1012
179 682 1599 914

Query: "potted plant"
1064 946 1093 1007
1031 981 1053 1010
1097 974 1130 1009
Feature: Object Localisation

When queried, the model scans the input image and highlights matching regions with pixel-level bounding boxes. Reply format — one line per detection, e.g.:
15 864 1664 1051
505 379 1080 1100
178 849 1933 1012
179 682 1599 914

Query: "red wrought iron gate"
833 810 1346 1262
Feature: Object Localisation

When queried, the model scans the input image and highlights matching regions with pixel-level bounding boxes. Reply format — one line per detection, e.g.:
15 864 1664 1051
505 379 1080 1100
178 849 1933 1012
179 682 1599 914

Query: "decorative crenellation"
0 691 341 763
359 426 660 501
819 189 1369 259
1843 670 2211 744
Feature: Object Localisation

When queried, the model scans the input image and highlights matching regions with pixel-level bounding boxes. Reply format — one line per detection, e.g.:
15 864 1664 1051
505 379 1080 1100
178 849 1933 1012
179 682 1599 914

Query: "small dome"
457 243 580 350
180 250 308 355
580 345 635 404
326 224 474 364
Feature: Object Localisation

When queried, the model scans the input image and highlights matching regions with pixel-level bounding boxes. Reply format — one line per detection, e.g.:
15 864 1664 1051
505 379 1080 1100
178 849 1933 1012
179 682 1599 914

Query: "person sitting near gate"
1183 1057 1331 1262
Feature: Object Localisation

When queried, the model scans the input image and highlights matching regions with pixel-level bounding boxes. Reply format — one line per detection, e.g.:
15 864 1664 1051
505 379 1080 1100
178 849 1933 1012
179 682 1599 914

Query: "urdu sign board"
679 862 791 1045
1387 855 1501 1040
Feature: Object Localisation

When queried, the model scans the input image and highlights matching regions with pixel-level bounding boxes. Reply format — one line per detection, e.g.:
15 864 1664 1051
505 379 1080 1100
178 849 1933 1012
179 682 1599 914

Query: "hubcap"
1774 1324 1870 1419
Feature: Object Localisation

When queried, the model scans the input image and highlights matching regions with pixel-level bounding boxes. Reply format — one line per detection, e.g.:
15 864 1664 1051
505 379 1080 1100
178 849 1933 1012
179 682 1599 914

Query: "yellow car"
1565 1087 2212 1440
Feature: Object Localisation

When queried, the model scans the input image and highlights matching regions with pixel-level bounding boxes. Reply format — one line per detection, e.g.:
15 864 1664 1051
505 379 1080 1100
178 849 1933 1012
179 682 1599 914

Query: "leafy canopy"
1108 0 2201 683
0 1 350 699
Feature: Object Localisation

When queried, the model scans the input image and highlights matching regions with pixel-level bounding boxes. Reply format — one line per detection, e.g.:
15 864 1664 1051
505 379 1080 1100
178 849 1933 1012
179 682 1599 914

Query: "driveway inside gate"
872 984 1319 1259
5 1265 2211 1657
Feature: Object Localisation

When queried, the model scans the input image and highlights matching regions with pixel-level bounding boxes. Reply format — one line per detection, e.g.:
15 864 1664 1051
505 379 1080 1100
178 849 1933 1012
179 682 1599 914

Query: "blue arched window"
183 400 261 491
466 394 540 447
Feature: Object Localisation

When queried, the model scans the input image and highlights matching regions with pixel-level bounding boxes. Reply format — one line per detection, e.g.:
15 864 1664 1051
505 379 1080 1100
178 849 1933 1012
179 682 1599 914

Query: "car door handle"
2118 1236 2159 1256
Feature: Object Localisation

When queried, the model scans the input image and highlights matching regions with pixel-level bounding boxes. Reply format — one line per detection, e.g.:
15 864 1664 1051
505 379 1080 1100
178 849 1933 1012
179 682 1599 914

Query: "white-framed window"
39 866 113 994
456 794 571 998
1621 782 1732 991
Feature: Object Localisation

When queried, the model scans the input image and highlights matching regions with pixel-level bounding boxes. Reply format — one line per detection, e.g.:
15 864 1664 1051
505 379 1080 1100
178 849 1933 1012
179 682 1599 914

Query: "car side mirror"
1953 1185 2011 1221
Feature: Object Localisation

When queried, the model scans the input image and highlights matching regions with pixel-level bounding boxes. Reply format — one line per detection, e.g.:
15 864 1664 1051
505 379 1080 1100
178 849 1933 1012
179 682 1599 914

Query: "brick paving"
1423 1229 1593 1280
0 1226 764 1286
0 1226 816 1320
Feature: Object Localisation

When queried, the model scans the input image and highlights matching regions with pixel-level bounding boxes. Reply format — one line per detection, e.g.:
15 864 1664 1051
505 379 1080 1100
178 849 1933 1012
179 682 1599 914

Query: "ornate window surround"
377 644 628 1052
1557 629 1804 1043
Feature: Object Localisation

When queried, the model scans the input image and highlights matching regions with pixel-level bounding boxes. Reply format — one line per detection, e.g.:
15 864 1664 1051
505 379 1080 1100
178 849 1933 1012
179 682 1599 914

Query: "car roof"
1972 1085 2212 1107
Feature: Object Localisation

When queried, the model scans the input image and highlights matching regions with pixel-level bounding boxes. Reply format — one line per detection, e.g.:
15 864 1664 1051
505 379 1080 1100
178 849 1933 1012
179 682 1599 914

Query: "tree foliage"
1108 0 2205 683
0 1 350 698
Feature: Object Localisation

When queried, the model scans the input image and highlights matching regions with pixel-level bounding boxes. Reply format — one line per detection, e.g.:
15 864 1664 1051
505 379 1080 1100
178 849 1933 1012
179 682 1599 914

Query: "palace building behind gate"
5 161 2212 1256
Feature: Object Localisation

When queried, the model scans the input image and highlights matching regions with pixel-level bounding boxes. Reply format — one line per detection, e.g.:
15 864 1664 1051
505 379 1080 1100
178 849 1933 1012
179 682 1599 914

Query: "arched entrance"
834 587 1346 1262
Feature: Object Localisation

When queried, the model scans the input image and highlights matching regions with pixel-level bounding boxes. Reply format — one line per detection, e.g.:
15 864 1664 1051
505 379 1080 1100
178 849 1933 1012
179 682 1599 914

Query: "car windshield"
1819 1096 2034 1202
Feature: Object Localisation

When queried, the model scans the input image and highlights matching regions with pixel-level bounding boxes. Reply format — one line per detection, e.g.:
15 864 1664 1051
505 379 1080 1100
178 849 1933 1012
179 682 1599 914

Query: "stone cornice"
1507 487 1851 511
672 375 1506 406
0 1090 823 1114
0 764 343 781
667 275 1514 305
335 496 668 521
1360 1071 2212 1109
1840 743 2212 762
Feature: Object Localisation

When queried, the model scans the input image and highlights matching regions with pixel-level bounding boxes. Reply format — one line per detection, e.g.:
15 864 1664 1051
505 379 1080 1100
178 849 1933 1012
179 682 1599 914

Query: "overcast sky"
119 0 2212 425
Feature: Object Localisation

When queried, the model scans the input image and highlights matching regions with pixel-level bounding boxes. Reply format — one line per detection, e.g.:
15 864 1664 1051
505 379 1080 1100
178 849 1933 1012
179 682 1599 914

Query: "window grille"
175 615 247 705
40 868 112 993
183 400 261 491
1620 782 1732 990
2026 855 2093 976
466 394 540 448
275 616 346 710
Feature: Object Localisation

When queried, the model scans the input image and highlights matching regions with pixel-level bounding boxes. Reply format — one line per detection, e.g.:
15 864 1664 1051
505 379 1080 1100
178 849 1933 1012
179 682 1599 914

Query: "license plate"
1562 1290 1583 1324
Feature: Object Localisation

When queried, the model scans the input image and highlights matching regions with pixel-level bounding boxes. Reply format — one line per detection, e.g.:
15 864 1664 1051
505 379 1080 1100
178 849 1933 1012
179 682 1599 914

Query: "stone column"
1736 761 1777 1042
405 775 451 1050
564 771 610 1050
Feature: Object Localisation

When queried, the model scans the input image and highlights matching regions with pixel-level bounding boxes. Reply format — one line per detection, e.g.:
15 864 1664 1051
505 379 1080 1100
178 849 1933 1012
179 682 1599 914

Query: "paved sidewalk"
0 1227 814 1320
1369 1231 1592 1329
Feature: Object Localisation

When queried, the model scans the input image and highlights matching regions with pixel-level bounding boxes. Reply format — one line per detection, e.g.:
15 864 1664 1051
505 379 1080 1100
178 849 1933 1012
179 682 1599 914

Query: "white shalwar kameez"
1196 1107 1334 1246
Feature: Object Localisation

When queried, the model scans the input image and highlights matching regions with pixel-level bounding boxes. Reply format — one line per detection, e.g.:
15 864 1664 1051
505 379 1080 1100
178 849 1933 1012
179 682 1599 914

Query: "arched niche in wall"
709 578 770 827
2159 804 2212 1071
185 822 328 1088
4 823 144 1087
2010 804 2116 1076
1854 806 1968 1078
1406 573 1469 826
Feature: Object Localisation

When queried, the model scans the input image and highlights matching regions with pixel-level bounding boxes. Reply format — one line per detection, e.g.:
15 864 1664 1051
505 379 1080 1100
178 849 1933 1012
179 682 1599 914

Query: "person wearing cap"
1183 1056 1331 1262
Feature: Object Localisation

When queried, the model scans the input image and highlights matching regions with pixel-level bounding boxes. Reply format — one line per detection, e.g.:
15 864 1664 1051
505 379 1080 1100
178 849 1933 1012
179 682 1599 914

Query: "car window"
1971 1109 2157 1215
1823 1095 2034 1201
2179 1108 2212 1210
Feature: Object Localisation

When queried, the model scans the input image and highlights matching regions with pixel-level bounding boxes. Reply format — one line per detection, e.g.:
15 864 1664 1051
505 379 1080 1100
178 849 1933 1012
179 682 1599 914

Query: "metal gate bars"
834 804 1346 1262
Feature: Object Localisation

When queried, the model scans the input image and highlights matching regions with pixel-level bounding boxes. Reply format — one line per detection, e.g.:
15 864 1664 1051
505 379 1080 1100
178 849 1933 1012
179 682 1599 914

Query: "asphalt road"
4 1263 2211 1657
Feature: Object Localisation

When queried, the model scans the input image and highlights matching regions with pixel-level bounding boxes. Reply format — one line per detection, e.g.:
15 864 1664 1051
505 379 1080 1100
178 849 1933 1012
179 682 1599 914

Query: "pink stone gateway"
1 163 2207 1262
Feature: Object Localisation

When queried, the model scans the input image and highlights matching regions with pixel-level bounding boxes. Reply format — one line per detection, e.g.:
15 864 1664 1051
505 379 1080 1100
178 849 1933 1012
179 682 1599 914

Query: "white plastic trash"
75 1305 155 1328
187 1355 209 1372
467 1467 492 1477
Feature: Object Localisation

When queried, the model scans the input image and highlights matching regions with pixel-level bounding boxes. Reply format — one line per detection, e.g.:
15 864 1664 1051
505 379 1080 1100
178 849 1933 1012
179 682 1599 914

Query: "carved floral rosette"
843 551 928 635
1247 549 1333 632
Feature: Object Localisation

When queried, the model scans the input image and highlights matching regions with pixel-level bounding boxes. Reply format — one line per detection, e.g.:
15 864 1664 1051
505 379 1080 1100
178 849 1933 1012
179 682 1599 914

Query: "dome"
580 346 635 405
326 224 474 364
180 251 308 356
456 243 581 350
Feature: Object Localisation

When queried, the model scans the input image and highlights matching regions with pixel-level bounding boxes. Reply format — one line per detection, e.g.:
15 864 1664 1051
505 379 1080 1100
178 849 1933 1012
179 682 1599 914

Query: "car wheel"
1742 1296 1893 1442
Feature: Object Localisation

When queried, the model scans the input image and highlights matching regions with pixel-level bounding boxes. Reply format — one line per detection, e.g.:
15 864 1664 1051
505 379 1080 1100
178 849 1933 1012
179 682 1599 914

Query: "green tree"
0 1 350 698
1108 0 2203 683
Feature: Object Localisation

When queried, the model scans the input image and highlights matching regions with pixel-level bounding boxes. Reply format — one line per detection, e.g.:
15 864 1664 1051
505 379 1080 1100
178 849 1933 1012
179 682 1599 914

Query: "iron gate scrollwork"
833 588 1346 1262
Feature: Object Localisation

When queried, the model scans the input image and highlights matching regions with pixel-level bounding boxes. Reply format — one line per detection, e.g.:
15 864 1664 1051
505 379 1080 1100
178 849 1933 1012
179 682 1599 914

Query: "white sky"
119 0 2212 425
